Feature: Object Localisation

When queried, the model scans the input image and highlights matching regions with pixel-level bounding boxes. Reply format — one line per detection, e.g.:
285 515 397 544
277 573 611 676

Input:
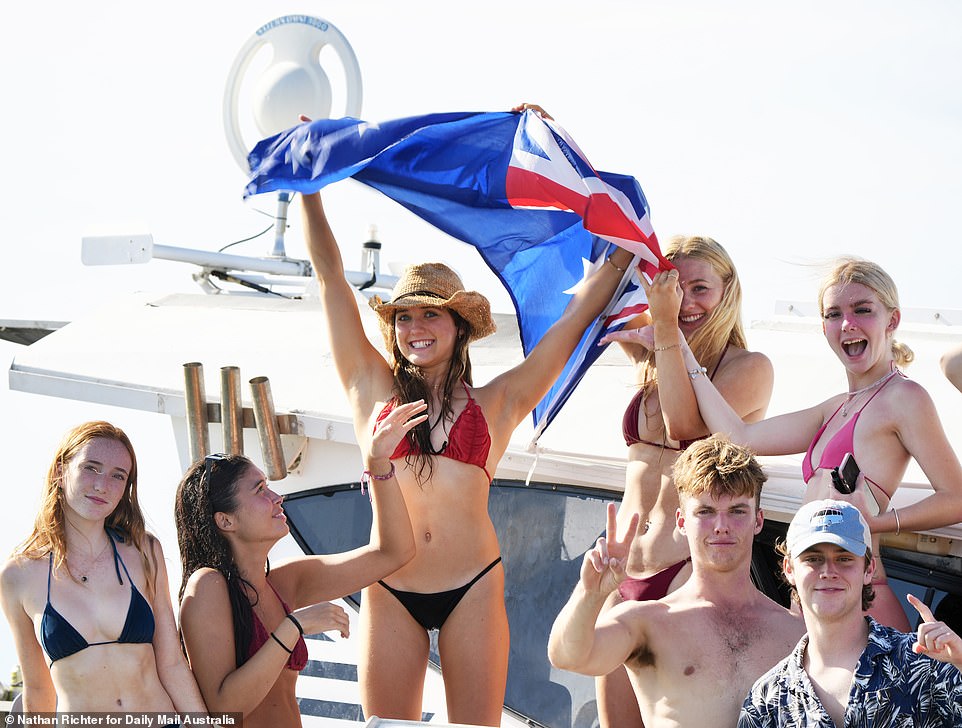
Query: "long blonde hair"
638 235 747 402
15 421 157 597
817 257 913 368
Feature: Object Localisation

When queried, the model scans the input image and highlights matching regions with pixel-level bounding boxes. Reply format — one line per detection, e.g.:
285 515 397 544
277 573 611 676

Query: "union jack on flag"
245 110 671 439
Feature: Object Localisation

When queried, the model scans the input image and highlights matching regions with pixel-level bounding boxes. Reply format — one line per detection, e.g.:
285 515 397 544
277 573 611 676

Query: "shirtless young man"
548 435 803 728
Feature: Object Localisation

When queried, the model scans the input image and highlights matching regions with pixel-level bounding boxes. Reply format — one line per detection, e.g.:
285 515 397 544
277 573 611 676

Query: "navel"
684 665 695 676
424 531 432 543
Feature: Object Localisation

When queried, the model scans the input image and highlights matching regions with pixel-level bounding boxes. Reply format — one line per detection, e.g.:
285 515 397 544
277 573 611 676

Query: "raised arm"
301 192 393 410
679 335 823 456
272 400 422 606
603 269 773 441
147 538 207 713
0 559 57 712
184 404 422 716
486 246 636 429
548 504 643 676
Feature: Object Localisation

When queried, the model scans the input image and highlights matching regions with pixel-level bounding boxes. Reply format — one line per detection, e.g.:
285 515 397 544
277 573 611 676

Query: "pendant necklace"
841 369 897 417
68 538 112 583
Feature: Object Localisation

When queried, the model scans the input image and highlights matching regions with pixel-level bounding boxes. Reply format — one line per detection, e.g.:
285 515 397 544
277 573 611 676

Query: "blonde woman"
595 236 773 728
680 257 962 630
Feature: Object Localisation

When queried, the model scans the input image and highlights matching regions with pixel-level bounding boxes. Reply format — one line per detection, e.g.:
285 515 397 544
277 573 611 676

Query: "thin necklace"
67 538 112 583
841 369 897 417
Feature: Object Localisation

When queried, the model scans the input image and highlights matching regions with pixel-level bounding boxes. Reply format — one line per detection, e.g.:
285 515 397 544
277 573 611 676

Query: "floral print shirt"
738 617 962 727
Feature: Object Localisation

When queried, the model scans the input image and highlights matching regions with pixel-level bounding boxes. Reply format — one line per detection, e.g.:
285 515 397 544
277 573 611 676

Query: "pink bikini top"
246 581 308 672
375 382 492 482
801 370 900 498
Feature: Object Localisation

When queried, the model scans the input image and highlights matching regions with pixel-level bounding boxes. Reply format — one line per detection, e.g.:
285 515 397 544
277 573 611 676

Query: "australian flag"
245 110 671 440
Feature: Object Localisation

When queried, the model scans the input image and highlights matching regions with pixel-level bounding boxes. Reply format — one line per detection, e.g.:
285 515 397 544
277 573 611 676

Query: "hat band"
392 289 450 303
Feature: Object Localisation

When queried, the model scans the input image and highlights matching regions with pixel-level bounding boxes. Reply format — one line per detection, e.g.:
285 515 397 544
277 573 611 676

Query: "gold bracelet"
605 257 627 273
893 507 901 536
654 343 680 352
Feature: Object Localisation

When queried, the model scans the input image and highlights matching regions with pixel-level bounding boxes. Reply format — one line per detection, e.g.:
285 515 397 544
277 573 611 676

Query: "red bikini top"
375 382 492 482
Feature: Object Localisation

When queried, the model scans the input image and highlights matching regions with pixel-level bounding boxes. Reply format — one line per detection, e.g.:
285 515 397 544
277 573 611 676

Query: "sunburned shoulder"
871 374 934 418
888 374 930 401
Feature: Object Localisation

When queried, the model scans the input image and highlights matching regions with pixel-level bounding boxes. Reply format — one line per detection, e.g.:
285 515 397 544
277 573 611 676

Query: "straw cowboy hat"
369 262 496 351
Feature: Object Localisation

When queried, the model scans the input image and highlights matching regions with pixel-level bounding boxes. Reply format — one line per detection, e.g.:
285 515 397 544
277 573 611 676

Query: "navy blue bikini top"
41 529 155 665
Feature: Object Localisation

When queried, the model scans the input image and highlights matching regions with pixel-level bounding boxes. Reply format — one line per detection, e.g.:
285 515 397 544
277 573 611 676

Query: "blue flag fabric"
245 110 670 439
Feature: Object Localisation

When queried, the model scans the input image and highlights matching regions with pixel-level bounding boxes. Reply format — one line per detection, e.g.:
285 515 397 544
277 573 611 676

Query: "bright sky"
2 0 961 686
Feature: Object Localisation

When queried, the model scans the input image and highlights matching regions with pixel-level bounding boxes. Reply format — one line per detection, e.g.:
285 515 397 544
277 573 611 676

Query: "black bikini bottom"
378 556 502 631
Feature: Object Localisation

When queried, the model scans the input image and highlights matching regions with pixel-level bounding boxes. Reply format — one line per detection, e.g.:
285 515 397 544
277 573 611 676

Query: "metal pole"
183 362 209 463
220 366 244 455
250 376 287 480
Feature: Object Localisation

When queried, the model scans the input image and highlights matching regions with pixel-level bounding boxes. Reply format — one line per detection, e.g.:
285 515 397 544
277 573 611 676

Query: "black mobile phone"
831 452 860 494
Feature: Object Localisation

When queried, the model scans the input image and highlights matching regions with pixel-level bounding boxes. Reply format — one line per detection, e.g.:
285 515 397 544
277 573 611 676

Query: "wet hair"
637 236 747 437
174 454 261 667
673 434 765 510
390 309 473 484
817 256 913 368
15 421 156 598
775 540 876 611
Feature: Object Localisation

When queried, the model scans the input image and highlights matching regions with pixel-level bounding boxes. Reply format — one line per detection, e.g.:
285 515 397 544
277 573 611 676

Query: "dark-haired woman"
0 421 206 714
175 401 421 728
301 187 634 725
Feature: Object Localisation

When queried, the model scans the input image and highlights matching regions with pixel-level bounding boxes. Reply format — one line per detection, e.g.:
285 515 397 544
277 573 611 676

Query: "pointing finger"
907 593 936 623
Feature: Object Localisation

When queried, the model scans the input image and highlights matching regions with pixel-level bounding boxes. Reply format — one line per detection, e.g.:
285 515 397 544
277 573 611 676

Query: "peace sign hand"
907 593 962 668
580 503 640 596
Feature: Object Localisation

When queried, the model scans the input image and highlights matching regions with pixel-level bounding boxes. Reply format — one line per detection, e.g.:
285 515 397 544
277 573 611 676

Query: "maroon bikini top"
622 344 729 449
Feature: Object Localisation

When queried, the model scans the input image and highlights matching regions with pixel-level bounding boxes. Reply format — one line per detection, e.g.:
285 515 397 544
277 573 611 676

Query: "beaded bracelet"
360 461 396 497
286 613 304 636
270 631 293 654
